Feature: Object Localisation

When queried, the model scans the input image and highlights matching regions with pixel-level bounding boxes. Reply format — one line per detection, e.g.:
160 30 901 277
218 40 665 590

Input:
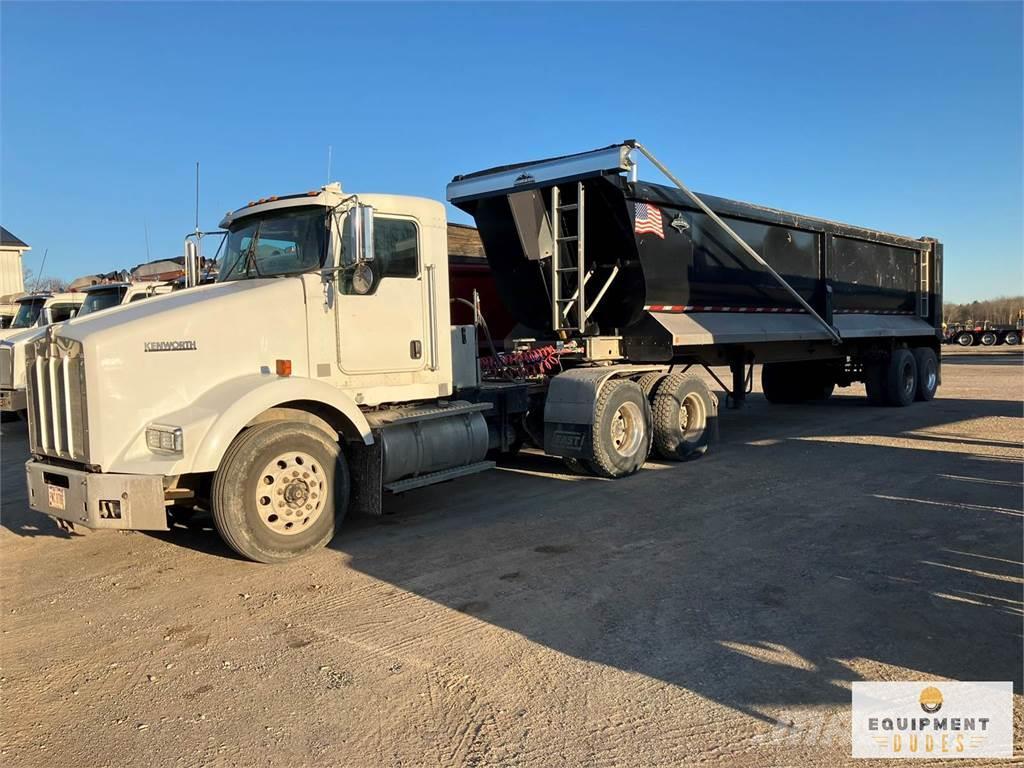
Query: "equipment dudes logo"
851 681 1013 758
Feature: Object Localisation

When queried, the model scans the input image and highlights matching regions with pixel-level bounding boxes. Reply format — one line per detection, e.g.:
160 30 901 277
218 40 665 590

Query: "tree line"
943 295 1023 326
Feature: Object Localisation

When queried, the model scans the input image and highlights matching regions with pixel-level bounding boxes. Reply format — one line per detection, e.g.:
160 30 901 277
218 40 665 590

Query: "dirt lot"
1 347 1021 767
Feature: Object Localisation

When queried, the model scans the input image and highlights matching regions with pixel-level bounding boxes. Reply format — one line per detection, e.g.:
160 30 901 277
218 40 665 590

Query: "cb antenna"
144 221 151 261
194 160 201 236
326 145 333 185
32 248 49 294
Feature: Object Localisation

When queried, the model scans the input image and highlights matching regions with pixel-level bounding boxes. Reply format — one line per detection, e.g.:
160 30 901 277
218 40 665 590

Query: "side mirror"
184 239 201 287
345 204 375 266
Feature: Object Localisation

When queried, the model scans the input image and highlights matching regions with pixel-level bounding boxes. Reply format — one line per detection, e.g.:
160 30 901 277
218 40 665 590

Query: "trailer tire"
211 421 349 564
586 379 652 479
980 332 997 346
884 349 917 407
912 347 938 401
761 363 800 403
1004 331 1020 346
864 361 888 405
956 332 974 347
651 373 715 460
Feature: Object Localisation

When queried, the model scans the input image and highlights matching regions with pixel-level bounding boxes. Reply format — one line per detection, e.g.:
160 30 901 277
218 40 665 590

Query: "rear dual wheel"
866 348 930 407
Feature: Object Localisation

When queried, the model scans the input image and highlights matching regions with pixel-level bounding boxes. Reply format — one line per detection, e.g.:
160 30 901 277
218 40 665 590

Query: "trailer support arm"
629 141 842 345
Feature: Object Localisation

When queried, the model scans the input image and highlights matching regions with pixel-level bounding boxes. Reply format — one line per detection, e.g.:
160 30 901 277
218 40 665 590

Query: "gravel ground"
1 347 1021 767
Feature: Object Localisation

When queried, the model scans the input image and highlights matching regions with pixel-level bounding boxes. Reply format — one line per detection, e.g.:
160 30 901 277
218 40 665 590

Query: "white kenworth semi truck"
23 142 943 563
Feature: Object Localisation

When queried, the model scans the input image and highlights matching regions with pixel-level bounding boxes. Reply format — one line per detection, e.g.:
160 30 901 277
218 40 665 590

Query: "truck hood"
40 277 314 472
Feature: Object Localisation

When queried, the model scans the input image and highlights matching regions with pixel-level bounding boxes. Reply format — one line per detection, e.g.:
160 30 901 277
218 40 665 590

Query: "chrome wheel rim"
256 451 327 535
679 392 707 442
957 334 972 346
610 401 644 457
902 363 915 398
925 363 937 393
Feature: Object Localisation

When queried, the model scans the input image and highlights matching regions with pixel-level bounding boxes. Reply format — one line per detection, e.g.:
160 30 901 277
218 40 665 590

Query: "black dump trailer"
446 141 942 477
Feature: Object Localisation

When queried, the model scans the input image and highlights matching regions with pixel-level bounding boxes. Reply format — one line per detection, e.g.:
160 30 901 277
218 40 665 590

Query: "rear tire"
1004 331 1020 346
912 347 938 401
864 361 887 405
884 349 917 407
651 373 715 460
980 332 997 346
211 421 349 563
585 379 652 479
956 332 974 347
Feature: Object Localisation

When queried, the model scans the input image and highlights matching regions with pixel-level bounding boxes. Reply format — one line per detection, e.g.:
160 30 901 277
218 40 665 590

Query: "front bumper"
0 388 26 412
25 459 169 530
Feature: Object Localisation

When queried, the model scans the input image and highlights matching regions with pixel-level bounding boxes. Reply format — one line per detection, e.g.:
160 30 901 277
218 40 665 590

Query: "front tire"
211 421 349 563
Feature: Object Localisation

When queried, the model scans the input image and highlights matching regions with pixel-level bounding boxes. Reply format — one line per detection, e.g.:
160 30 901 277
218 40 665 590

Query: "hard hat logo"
919 687 943 713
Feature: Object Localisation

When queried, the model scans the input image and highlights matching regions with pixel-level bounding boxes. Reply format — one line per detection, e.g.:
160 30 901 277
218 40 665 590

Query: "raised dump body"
448 142 941 363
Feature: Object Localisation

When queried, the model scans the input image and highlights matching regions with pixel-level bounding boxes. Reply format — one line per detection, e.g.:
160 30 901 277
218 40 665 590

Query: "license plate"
47 485 66 511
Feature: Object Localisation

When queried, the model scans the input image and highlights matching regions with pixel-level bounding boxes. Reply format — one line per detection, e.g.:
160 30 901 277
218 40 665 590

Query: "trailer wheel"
211 421 349 563
586 379 652 479
864 361 888 405
1004 331 1020 346
761 363 799 403
884 349 918 407
980 332 997 346
912 348 938 401
956 332 974 347
651 373 715 460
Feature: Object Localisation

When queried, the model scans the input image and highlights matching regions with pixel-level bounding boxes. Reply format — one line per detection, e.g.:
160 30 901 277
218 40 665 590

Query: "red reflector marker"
276 359 292 377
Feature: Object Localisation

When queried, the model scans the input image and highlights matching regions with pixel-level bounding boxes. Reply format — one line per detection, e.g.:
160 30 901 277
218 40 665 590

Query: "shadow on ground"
3 389 1021 726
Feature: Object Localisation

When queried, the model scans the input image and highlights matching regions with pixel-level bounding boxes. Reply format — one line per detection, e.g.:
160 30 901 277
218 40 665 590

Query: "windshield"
80 286 127 316
219 207 327 281
11 300 44 329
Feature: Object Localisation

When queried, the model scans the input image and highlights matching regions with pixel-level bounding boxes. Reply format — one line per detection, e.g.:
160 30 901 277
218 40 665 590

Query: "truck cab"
23 184 485 562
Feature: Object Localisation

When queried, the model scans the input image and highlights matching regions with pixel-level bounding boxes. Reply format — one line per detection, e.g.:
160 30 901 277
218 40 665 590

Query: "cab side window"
374 218 419 278
50 305 78 322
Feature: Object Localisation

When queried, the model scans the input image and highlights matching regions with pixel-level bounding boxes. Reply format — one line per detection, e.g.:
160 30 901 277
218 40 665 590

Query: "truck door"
336 215 427 373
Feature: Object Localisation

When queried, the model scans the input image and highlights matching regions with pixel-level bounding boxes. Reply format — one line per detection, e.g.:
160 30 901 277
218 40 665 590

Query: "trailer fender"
189 375 373 474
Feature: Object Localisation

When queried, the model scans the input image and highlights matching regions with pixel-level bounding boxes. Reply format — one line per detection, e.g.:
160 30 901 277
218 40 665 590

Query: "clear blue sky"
2 1 1021 303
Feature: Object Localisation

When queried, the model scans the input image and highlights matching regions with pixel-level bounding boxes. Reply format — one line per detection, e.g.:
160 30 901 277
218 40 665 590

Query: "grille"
0 345 12 389
25 334 89 463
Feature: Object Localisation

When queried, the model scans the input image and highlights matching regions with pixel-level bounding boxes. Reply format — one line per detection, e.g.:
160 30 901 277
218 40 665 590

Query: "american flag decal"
633 202 664 239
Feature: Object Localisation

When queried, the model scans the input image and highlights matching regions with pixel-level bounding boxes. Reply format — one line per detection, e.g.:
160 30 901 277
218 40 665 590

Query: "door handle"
410 340 422 359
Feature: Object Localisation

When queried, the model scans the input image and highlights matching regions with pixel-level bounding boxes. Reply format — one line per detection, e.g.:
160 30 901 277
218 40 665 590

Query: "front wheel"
211 421 349 563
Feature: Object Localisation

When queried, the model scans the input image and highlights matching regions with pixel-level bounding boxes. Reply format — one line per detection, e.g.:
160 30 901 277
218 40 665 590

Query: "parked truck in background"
0 282 173 418
22 141 943 563
944 321 1021 347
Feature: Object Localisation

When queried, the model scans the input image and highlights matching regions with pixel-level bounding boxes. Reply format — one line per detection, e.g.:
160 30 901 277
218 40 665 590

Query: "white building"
0 227 29 298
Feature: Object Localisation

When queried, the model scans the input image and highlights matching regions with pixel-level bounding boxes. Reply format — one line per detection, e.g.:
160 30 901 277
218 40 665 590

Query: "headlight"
146 424 183 454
